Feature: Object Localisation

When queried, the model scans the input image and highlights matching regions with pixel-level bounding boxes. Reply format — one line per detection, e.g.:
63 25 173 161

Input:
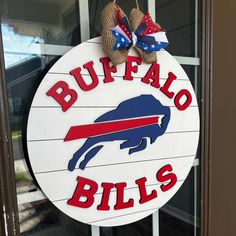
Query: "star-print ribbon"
112 11 169 53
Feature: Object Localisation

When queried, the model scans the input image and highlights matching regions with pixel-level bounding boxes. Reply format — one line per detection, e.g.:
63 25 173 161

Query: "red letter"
67 176 98 208
136 177 157 204
100 57 117 83
124 56 142 81
174 89 192 111
70 61 99 91
142 63 160 88
156 164 177 192
46 81 78 112
114 182 134 210
160 72 177 98
97 183 115 211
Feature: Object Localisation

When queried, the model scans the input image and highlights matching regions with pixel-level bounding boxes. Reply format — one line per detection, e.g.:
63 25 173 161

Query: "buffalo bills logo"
65 95 171 171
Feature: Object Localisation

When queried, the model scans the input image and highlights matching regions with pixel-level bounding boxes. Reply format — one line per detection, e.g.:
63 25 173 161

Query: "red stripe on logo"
65 116 159 142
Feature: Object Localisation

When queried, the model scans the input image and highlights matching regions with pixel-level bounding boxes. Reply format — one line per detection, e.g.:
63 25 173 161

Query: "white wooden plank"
27 132 198 173
16 159 199 206
27 107 199 141
17 157 199 206
31 74 198 108
53 181 184 226
34 157 191 201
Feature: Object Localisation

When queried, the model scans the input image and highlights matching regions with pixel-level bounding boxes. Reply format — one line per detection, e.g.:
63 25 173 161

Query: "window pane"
159 167 200 236
157 0 197 57
157 1 202 235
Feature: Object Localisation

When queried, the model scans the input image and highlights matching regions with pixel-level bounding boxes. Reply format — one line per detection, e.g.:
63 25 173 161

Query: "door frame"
0 23 20 236
201 0 236 236
200 0 212 235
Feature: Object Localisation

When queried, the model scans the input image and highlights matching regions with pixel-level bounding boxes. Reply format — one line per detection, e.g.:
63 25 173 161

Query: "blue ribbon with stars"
112 20 169 53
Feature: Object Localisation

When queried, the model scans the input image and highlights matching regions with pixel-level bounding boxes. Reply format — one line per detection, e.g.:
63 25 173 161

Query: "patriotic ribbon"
112 11 169 53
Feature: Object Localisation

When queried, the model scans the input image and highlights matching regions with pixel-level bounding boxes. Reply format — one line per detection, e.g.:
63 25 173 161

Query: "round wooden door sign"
27 37 199 226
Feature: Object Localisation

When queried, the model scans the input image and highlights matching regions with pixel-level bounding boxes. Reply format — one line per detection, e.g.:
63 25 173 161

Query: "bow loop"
112 11 169 54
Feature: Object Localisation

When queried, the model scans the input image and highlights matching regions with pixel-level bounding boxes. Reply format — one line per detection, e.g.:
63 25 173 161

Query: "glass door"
0 0 202 235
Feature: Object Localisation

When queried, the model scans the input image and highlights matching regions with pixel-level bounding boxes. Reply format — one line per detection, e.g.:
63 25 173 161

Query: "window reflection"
2 24 41 68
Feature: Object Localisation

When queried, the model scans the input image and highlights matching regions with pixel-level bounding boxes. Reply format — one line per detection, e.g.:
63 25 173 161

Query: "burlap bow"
101 2 169 65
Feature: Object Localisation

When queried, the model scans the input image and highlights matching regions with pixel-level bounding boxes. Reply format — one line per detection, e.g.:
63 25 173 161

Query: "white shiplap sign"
26 37 199 226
